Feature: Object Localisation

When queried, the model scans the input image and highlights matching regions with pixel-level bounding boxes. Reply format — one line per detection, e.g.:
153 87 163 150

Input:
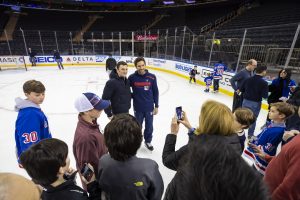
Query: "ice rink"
0 66 267 190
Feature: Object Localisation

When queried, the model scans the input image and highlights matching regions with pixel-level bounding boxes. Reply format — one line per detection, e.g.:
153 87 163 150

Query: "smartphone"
176 106 183 120
80 163 94 182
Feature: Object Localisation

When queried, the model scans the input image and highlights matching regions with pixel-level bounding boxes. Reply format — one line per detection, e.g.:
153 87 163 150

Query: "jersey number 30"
22 131 38 144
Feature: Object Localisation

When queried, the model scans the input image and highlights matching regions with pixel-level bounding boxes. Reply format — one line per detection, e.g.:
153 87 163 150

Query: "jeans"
242 99 261 137
56 59 64 70
134 111 153 143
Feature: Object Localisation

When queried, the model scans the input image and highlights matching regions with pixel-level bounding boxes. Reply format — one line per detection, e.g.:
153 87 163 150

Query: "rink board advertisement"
22 55 133 66
146 58 234 96
0 56 25 67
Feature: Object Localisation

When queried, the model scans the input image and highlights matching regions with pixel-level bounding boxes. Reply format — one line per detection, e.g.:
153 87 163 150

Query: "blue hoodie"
15 98 52 161
128 70 159 112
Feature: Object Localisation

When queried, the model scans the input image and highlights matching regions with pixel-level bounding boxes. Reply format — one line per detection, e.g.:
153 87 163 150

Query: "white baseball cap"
74 93 110 112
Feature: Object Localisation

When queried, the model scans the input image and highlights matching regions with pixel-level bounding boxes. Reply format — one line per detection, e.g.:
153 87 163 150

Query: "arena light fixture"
163 0 175 5
185 0 195 3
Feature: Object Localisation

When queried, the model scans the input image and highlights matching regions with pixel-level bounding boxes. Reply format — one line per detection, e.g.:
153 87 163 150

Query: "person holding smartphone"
73 92 110 190
20 138 101 200
162 100 241 171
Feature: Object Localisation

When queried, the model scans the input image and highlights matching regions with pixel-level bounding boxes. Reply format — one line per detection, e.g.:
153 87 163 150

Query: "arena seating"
152 2 238 30
219 1 300 30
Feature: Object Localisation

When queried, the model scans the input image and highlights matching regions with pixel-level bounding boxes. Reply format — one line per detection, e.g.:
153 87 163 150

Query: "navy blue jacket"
128 70 159 112
53 52 61 59
230 68 253 91
240 75 268 102
102 77 131 117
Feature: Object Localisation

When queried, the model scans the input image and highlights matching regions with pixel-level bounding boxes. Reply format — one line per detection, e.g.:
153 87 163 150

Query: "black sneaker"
145 142 154 151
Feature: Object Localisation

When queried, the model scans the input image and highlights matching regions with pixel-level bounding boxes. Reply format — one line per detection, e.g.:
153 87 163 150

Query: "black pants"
213 79 219 91
232 92 243 112
189 77 196 83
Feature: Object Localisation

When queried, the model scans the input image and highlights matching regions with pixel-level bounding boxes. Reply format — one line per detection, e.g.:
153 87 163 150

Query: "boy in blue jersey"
213 61 227 92
243 102 294 175
204 72 213 92
15 80 52 163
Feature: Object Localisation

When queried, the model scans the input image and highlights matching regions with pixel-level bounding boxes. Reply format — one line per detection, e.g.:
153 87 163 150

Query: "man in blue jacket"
53 50 64 70
240 65 268 137
129 57 159 151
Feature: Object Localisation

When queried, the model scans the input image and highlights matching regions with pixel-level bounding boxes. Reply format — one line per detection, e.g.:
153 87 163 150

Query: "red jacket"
264 135 300 200
73 115 107 177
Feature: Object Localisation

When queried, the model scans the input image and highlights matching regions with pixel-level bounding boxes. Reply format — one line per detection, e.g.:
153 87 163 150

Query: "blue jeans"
242 99 261 137
55 59 64 69
134 111 153 143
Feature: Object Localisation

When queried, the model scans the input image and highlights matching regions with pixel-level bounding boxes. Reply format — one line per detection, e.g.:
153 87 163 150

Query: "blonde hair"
0 173 41 200
196 100 235 136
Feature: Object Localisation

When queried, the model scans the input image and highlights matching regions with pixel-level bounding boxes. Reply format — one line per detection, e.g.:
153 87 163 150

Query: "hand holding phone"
80 163 94 182
176 106 183 121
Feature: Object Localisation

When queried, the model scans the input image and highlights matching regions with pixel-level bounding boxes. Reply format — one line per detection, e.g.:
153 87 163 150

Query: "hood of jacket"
15 97 40 111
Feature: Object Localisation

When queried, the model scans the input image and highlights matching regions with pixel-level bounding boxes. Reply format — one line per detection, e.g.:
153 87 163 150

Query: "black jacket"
41 173 100 200
109 69 118 80
164 134 244 200
106 57 117 71
287 86 300 107
286 87 300 131
102 76 131 117
162 133 241 171
29 51 37 58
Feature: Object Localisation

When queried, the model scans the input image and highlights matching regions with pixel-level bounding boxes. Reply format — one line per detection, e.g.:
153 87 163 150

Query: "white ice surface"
0 66 267 191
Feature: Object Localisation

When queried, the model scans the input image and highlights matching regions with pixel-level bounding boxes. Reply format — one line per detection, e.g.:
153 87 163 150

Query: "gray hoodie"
15 97 40 111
